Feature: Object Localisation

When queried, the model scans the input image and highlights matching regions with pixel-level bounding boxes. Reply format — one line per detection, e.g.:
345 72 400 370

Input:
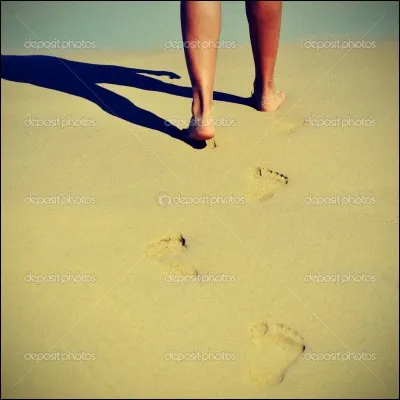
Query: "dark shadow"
1 54 250 149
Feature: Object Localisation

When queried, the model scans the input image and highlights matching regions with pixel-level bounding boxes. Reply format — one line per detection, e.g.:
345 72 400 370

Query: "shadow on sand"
1 54 250 149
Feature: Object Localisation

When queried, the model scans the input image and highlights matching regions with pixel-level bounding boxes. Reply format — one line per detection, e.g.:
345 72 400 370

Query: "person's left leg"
180 0 221 140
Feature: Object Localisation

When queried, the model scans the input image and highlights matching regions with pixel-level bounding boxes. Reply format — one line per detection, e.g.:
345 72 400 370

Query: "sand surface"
1 40 399 398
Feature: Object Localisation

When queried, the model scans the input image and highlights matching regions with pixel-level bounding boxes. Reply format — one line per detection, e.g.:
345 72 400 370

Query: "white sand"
1 41 398 398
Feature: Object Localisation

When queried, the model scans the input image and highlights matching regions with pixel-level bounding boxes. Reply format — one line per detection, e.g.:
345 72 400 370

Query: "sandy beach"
1 31 399 400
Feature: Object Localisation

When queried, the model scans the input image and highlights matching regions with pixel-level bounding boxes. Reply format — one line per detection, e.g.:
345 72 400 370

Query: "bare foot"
187 113 215 141
251 83 286 112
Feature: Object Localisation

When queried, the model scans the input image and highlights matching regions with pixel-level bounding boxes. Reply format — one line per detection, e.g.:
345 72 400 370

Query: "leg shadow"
1 54 250 149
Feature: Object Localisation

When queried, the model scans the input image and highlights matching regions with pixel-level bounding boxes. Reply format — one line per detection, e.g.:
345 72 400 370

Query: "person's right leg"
246 0 285 112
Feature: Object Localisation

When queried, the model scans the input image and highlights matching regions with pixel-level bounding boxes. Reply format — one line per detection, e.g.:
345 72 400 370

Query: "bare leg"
180 0 221 140
246 0 285 112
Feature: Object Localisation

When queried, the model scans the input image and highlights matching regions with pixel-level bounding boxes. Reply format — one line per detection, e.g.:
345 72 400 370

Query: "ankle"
253 79 275 97
192 90 213 117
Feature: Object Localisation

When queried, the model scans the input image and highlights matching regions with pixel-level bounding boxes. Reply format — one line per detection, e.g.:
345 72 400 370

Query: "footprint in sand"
245 321 305 387
247 166 289 201
145 233 198 276
146 233 188 257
